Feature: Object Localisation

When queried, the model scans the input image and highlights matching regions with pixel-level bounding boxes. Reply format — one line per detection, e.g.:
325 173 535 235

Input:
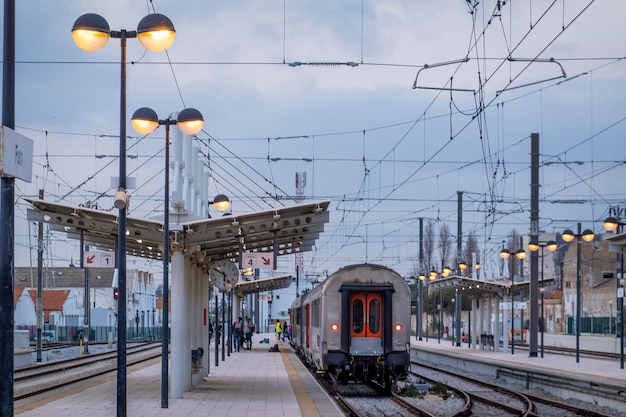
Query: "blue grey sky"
3 0 626 281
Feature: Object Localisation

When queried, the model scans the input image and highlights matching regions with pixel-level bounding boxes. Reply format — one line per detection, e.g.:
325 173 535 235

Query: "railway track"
321 376 436 417
411 362 617 416
14 342 161 401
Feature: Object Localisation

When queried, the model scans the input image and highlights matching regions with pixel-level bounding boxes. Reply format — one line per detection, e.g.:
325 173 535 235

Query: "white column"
190 265 200 385
183 257 193 391
170 249 185 398
190 147 199 216
183 133 193 212
170 117 184 207
478 297 484 347
201 270 209 378
471 298 477 349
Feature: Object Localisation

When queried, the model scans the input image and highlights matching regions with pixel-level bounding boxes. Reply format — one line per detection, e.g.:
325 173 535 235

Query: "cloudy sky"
3 0 626 281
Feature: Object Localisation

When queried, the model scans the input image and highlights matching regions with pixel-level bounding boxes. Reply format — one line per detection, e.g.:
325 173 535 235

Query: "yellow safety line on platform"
282 345 322 417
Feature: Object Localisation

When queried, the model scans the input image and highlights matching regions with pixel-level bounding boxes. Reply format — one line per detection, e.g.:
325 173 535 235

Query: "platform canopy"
426 275 549 297
25 198 330 271
427 275 511 297
233 275 292 297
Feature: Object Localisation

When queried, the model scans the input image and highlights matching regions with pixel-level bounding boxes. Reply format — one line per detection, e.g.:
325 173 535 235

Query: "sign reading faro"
0 126 33 182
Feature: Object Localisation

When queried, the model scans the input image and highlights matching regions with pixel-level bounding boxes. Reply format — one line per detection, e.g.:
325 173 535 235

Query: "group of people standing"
275 319 291 341
232 316 255 352
210 316 293 351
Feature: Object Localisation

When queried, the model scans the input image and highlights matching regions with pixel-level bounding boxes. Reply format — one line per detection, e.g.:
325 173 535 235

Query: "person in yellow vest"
275 320 282 341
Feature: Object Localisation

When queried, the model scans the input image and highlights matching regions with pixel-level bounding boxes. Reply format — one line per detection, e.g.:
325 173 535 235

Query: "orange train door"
350 292 382 339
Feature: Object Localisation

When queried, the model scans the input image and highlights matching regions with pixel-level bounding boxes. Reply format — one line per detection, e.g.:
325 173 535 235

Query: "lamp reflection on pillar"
528 239 558 358
561 223 594 363
499 247 527 355
604 215 624 369
131 106 203 408
72 12 175 414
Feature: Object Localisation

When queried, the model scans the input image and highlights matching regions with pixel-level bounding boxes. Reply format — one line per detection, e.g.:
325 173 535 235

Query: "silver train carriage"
290 264 410 390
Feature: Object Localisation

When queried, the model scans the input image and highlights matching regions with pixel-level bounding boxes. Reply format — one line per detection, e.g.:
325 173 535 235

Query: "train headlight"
394 323 403 332
330 322 339 332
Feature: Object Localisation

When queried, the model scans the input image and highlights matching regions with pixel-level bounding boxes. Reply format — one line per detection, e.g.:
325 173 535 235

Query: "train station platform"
15 334 344 417
410 334 626 384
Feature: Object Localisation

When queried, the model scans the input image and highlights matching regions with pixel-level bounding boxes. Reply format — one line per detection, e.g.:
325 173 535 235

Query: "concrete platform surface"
15 334 343 417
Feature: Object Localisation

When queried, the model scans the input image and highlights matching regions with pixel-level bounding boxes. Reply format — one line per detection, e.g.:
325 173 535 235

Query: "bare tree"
462 231 480 275
439 223 451 269
424 220 435 272
503 229 521 277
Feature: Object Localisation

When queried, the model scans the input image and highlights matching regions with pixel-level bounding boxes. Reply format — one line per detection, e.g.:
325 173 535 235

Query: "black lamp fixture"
132 105 203 409
73 12 175 414
211 194 231 213
561 224 594 363
528 240 558 358
603 215 625 369
499 247 527 355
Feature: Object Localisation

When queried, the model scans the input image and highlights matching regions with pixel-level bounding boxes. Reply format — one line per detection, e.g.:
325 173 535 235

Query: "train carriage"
291 264 410 391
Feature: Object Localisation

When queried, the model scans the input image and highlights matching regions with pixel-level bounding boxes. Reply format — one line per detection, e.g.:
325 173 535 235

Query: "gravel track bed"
413 361 626 417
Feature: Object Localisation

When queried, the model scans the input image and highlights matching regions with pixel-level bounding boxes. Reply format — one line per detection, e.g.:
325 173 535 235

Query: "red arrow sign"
261 256 271 265
86 255 96 264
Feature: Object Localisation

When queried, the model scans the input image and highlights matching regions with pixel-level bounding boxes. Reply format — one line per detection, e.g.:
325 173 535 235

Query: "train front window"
368 299 380 334
352 299 363 333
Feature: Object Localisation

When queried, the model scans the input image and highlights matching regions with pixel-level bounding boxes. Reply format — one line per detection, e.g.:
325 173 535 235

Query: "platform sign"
84 251 115 268
242 252 274 269
0 125 33 182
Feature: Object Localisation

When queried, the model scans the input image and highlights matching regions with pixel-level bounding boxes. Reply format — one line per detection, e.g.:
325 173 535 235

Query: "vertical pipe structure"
529 133 540 357
214 293 219 367
618 222 624 369
576 222 582 363
456 191 463 347
1 1 16 414
37 190 44 363
418 217 424 341
81 235 90 354
221 292 226 360
115 30 129 417
531 246 546 358
161 121 171 407
511 254 515 355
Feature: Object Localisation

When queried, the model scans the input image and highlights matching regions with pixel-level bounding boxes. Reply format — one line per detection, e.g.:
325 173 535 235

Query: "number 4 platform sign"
242 252 274 269
84 251 115 268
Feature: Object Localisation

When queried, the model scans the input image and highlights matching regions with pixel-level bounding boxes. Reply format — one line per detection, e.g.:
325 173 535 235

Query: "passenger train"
290 264 411 391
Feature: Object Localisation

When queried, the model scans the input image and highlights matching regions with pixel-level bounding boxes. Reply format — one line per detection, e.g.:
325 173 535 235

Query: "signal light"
394 323 403 332
113 287 119 300
330 322 339 332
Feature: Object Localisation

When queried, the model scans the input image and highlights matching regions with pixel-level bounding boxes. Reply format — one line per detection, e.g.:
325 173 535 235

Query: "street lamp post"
528 240 558 358
415 275 422 341
500 247 527 355
72 13 175 416
561 223 595 363
604 216 624 369
131 107 205 407
609 300 614 333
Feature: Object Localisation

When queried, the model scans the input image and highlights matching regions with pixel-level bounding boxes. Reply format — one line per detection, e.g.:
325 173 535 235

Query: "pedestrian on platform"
287 322 292 341
233 317 243 352
275 320 282 341
244 316 255 349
